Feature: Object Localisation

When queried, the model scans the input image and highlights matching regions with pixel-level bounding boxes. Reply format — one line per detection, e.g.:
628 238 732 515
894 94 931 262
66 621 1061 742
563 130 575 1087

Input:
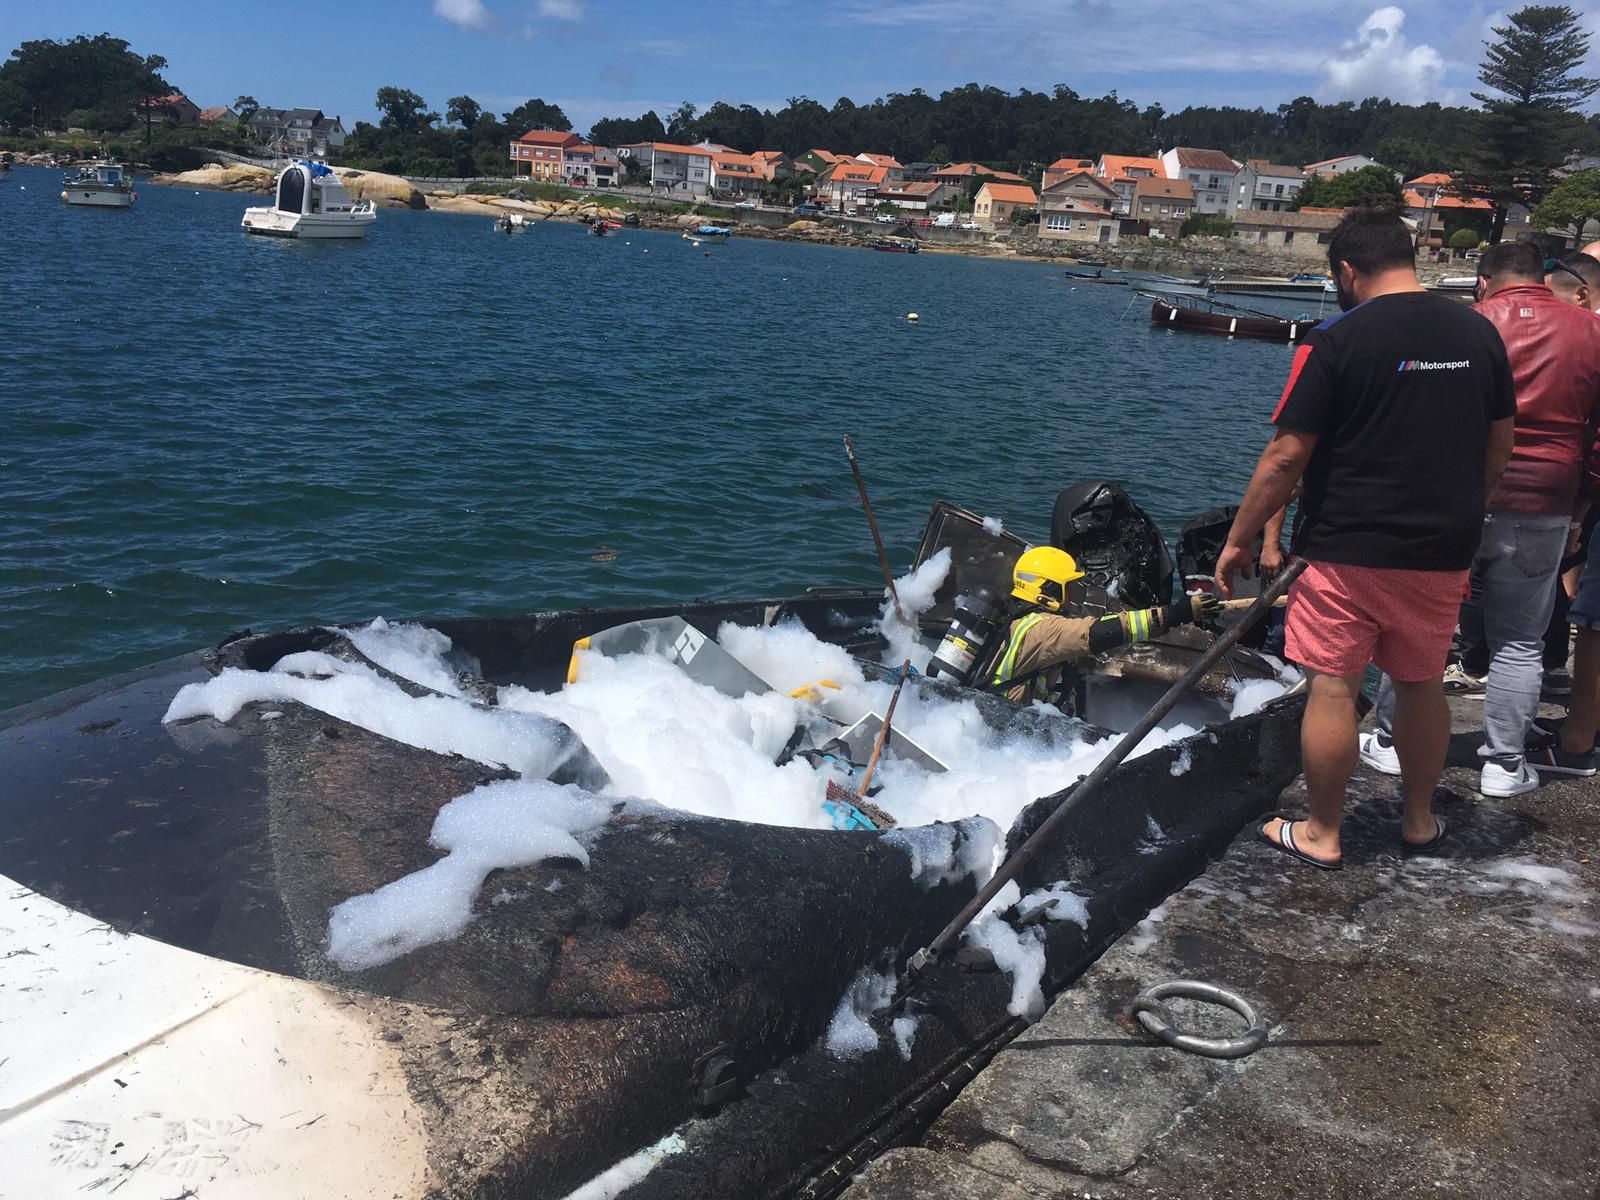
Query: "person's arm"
1024 596 1226 668
1215 429 1317 598
1484 415 1514 502
1259 505 1288 579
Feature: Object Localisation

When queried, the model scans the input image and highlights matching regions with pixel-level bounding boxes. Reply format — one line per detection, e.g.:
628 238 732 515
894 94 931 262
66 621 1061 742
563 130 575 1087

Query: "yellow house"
972 182 1037 230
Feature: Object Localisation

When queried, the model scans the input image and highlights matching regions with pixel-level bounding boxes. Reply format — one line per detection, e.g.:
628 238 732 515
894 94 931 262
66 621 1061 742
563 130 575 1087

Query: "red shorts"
1285 560 1469 682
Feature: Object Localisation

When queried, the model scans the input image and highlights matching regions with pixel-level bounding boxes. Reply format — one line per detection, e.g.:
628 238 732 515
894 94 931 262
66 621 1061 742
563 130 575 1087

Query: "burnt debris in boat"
0 489 1307 1199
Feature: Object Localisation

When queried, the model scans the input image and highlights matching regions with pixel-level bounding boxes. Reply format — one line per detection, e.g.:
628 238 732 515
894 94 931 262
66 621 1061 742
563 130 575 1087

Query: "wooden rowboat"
1150 297 1309 342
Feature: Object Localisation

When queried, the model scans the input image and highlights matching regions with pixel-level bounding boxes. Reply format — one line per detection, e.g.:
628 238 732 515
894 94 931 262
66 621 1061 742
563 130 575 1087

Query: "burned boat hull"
0 593 1305 1199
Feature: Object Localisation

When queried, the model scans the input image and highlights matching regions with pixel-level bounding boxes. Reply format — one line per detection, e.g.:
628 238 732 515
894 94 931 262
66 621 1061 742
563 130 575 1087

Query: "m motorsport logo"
1397 359 1472 372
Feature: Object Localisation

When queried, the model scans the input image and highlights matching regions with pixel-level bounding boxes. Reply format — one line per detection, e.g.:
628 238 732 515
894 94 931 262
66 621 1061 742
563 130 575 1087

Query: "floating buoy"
907 312 919 322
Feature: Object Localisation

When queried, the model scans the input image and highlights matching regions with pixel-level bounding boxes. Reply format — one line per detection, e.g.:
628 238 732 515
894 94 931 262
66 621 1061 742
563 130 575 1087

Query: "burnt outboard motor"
1050 482 1174 610
1178 505 1268 648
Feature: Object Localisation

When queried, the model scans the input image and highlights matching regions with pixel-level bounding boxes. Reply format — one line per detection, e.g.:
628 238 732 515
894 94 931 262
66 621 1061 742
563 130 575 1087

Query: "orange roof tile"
518 129 582 146
1403 190 1428 208
808 149 846 163
1435 194 1494 210
857 152 903 169
712 152 758 170
1097 154 1166 182
979 182 1037 205
1049 157 1094 171
1133 177 1194 200
621 141 713 157
1407 172 1451 186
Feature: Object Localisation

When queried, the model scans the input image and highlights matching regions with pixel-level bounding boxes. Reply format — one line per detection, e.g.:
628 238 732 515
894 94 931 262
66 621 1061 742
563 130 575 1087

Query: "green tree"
1459 5 1600 242
1448 227 1483 249
665 100 699 143
1292 164 1404 210
446 95 482 130
1531 168 1600 236
376 86 436 135
0 34 168 133
234 94 259 122
502 97 571 135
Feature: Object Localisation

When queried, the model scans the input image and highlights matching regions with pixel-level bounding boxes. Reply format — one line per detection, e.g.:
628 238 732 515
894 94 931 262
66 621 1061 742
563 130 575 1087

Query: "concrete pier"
842 696 1600 1199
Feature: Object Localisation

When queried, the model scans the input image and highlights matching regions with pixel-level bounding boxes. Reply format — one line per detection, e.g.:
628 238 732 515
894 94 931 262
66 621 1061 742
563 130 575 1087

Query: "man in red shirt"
1365 242 1600 792
1216 208 1516 870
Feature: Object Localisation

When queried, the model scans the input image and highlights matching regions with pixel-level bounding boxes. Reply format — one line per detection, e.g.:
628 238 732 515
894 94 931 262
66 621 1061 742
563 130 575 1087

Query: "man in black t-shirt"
1217 208 1516 871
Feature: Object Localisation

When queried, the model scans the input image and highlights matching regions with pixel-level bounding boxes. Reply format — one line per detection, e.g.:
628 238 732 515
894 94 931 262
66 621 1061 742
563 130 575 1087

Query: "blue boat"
693 225 732 238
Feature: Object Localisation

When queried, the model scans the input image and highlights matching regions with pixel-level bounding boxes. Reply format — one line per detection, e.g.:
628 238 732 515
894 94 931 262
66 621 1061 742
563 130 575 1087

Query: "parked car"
794 203 822 215
735 200 759 209
933 213 956 228
959 221 982 230
874 213 899 224
910 217 934 227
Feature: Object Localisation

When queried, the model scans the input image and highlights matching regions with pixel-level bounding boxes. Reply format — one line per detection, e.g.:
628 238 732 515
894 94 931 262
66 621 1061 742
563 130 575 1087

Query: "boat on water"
60 161 135 208
0 492 1305 1199
1117 268 1213 298
1150 295 1310 342
691 224 732 239
1063 267 1103 279
1431 275 1478 293
494 212 531 233
592 219 622 236
1211 277 1338 303
869 237 919 253
241 160 376 239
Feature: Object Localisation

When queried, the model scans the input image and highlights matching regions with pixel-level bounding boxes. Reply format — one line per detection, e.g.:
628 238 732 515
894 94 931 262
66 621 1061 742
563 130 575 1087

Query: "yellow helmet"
1012 546 1085 612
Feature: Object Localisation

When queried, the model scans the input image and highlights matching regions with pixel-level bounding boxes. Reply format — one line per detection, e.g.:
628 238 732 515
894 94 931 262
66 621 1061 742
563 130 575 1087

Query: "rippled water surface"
1 165 1305 710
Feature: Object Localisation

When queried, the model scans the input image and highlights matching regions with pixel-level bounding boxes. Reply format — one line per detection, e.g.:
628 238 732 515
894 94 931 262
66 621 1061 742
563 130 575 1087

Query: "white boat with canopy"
60 162 135 208
242 160 376 239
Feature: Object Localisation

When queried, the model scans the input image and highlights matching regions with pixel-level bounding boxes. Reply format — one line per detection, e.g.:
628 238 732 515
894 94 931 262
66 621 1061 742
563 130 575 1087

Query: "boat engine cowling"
1050 481 1174 610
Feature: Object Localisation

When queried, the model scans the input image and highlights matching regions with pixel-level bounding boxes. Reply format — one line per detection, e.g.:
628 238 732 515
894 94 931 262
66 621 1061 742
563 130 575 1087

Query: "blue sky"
6 2 1599 136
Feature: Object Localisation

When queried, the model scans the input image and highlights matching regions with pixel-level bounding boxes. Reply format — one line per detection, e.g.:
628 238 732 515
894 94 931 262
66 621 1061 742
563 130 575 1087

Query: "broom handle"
858 661 911 795
844 435 908 623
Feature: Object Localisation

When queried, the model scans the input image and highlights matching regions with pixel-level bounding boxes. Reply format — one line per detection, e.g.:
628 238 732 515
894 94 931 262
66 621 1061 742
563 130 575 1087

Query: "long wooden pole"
843 435 908 623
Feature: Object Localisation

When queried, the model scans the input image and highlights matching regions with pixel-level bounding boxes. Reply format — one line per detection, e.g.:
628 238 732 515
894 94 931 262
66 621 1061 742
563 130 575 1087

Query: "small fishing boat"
869 238 919 253
60 161 135 208
1430 275 1478 293
591 219 621 236
494 212 530 233
691 224 732 239
242 160 376 239
1062 267 1103 279
1149 296 1310 342
1118 269 1212 298
0 492 1304 1200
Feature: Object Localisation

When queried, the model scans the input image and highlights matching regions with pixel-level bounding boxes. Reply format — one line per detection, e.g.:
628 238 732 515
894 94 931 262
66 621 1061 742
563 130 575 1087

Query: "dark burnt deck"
842 694 1600 1199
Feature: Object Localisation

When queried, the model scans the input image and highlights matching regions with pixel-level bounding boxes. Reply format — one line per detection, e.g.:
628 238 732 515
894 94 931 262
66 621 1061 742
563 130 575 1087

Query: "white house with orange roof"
1039 195 1118 245
1094 155 1165 216
1131 177 1195 235
511 129 583 180
1159 147 1242 216
1039 171 1118 232
1235 161 1308 212
1403 173 1495 247
710 152 763 199
1042 157 1096 190
875 180 957 211
815 160 888 212
749 151 795 181
972 181 1037 229
617 141 714 196
855 153 905 183
1304 154 1382 177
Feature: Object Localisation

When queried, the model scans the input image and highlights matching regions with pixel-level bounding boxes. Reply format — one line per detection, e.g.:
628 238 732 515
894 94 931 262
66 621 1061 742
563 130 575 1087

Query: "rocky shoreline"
146 163 1465 282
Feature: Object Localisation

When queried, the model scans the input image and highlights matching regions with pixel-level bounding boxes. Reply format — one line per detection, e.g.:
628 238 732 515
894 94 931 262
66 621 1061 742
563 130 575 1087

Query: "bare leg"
1563 628 1600 754
1390 675 1449 844
1266 667 1363 864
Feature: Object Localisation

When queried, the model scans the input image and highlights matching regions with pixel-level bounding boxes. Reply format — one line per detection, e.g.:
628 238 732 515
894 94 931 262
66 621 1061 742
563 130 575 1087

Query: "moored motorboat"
494 211 530 233
592 219 621 236
1149 296 1309 342
869 237 919 253
60 161 135 207
0 492 1305 1199
242 160 376 239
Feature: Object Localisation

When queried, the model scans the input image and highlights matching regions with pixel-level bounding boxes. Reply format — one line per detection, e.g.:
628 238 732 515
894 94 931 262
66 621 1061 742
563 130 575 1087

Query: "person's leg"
1372 672 1396 739
1544 579 1571 674
1264 666 1364 865
1457 561 1489 677
1389 674 1451 844
1563 627 1600 753
1478 514 1565 768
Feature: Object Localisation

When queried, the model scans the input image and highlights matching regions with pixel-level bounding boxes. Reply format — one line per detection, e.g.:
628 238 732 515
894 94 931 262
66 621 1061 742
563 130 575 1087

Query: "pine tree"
1459 5 1599 242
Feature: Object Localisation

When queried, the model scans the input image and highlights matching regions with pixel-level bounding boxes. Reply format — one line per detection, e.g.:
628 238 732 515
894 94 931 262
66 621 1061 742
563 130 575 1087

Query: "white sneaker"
1479 758 1539 798
1359 732 1403 776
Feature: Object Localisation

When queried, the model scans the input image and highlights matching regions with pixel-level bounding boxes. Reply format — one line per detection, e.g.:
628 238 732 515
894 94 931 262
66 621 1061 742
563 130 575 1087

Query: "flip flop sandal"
1256 813 1343 871
1401 816 1448 857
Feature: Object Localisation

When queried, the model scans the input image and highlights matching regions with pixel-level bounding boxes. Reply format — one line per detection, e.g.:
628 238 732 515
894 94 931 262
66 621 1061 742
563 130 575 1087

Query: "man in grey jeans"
1363 241 1600 795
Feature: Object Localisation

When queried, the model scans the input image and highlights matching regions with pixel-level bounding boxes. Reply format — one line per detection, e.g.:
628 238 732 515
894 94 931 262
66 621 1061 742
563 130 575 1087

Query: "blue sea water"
0 165 1306 710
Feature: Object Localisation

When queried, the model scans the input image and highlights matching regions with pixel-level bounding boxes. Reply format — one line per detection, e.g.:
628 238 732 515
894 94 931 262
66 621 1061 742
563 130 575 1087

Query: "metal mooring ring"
1131 980 1269 1059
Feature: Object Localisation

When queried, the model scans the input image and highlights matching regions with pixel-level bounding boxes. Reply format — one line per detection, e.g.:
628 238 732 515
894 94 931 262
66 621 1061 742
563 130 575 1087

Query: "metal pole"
896 558 1306 990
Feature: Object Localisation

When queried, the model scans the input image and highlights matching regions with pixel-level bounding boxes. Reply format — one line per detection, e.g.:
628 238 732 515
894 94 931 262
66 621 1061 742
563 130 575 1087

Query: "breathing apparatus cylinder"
925 585 1002 685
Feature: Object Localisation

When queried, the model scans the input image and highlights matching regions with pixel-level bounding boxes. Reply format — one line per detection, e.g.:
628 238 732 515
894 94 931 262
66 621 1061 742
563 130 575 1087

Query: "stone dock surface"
842 697 1599 1199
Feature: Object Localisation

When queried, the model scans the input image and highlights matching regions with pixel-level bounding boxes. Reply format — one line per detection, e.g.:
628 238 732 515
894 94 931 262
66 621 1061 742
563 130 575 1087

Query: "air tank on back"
925 585 1003 686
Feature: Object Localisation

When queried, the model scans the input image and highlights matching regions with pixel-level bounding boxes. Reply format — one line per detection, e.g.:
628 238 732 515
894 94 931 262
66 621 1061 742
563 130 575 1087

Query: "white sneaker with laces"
1480 758 1539 798
1443 663 1487 697
1358 731 1402 776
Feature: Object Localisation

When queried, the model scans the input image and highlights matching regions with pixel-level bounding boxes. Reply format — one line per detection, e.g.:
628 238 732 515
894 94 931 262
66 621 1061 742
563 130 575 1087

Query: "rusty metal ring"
1131 980 1268 1059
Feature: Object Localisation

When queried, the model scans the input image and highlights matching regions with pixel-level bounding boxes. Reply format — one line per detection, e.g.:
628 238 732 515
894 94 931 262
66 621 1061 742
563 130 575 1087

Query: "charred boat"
0 494 1306 1200
1150 296 1310 342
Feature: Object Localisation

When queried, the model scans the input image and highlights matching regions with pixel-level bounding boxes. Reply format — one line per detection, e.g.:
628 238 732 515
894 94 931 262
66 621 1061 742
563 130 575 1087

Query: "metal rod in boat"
890 558 1308 999
843 434 908 624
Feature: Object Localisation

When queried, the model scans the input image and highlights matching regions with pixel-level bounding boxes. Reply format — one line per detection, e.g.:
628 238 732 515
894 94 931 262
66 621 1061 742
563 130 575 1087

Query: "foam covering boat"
0 501 1306 1199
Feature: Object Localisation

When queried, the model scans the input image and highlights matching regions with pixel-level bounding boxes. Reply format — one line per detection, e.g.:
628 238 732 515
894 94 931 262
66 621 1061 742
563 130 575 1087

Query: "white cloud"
1321 7 1448 103
433 0 490 29
537 0 585 19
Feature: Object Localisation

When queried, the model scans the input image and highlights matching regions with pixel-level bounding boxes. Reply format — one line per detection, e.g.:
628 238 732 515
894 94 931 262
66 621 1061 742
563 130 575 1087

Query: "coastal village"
17 82 1600 266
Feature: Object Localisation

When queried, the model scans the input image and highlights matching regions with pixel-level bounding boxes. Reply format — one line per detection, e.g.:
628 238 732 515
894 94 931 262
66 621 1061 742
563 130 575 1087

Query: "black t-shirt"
1273 291 1516 571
